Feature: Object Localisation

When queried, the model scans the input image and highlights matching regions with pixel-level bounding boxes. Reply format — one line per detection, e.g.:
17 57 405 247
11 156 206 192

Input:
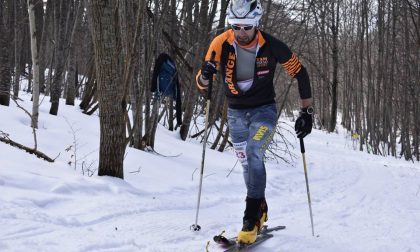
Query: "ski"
224 233 273 252
213 225 286 251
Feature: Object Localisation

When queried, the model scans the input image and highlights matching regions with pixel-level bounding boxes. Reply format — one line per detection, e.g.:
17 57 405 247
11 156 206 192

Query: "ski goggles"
231 24 255 31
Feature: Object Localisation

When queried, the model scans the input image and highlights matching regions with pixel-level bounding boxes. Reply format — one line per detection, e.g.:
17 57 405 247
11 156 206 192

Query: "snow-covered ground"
0 92 419 252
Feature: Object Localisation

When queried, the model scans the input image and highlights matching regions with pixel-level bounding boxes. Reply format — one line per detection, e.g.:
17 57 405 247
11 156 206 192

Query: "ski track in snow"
0 93 419 252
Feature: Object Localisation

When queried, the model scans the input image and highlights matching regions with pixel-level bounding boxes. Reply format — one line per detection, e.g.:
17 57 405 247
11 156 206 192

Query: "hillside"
0 93 419 252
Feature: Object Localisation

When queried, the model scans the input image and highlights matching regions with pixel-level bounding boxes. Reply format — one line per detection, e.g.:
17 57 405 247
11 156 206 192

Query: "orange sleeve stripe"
196 70 208 90
196 70 217 89
288 61 301 72
281 53 302 77
286 64 302 77
282 53 296 66
285 60 300 71
281 54 298 67
288 65 302 77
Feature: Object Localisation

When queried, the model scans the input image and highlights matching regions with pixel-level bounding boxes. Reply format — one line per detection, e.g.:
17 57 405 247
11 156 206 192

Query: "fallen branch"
0 131 54 162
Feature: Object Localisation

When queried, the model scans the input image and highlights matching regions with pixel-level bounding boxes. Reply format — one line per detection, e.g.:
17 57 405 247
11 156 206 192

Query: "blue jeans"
227 103 277 199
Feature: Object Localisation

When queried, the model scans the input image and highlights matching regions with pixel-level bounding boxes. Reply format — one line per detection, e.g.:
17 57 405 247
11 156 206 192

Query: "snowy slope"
0 93 419 252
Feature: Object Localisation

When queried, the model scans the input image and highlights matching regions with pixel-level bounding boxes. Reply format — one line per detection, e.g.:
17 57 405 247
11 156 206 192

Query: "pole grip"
206 51 216 101
299 137 305 154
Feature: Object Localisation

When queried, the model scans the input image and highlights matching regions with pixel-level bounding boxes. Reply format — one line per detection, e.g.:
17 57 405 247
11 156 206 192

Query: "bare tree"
89 0 127 179
49 0 68 115
0 0 13 106
65 0 84 106
27 0 40 128
328 0 340 132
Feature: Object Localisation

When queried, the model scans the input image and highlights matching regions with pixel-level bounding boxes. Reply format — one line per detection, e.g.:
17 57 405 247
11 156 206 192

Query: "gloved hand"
295 107 313 138
201 60 217 80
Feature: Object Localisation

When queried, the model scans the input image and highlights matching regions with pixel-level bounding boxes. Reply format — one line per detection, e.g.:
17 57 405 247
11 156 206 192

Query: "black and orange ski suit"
196 29 312 109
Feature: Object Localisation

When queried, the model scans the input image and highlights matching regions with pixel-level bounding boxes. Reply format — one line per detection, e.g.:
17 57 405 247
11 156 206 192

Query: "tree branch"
0 131 54 162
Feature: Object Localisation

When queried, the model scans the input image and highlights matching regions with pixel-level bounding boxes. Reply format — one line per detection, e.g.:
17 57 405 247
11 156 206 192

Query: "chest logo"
257 70 270 75
256 57 268 68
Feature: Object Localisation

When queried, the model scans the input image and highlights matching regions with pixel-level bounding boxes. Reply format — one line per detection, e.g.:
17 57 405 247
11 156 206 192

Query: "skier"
196 0 314 244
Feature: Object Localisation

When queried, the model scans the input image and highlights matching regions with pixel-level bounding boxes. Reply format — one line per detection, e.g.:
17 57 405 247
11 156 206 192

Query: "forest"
0 0 418 178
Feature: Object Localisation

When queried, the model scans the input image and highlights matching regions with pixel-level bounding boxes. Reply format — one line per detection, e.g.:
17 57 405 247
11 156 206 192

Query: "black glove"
295 107 313 138
201 60 217 80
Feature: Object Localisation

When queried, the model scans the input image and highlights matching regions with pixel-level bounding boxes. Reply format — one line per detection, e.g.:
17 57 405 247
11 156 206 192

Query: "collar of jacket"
226 29 266 48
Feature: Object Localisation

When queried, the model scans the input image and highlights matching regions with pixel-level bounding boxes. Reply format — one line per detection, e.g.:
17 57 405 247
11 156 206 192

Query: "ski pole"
191 51 216 231
299 137 315 236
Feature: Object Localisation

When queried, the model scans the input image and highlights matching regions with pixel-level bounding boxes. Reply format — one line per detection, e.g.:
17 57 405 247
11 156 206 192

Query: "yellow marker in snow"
352 133 360 140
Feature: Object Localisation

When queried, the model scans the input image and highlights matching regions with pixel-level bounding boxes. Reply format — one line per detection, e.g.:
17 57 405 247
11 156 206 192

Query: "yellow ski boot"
237 198 268 244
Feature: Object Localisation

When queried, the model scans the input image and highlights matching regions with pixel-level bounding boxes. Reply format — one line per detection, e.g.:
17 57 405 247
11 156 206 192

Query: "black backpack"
151 53 182 126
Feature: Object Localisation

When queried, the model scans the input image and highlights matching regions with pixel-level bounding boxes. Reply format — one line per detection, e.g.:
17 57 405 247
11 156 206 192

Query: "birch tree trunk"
28 0 40 129
39 0 53 94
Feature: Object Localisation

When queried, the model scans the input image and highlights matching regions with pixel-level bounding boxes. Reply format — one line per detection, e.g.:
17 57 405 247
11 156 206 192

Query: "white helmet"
227 0 263 26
